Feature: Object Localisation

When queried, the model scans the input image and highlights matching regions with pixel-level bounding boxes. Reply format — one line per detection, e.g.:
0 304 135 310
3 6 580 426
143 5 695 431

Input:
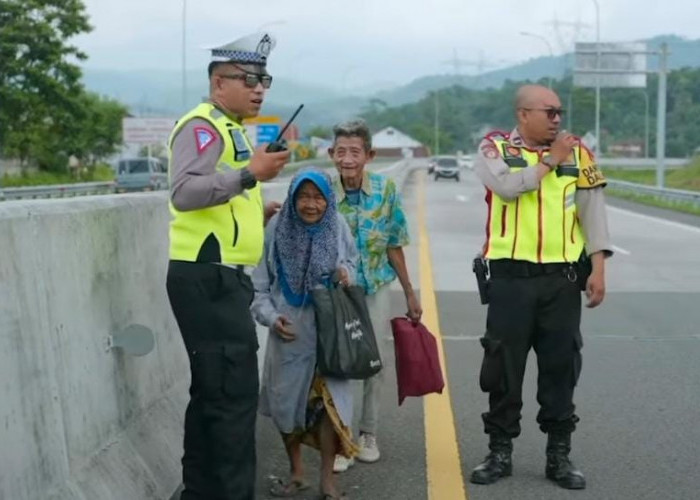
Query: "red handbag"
390 318 445 405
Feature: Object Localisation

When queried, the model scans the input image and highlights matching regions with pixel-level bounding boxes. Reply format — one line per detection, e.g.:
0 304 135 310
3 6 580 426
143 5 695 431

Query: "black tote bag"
312 284 383 380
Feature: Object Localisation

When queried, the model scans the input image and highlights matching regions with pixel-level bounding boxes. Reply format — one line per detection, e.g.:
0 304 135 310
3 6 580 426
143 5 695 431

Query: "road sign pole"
655 43 668 188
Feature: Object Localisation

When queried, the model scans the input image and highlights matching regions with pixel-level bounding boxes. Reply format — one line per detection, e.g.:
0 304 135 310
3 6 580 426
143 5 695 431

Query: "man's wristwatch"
240 167 258 189
542 154 558 171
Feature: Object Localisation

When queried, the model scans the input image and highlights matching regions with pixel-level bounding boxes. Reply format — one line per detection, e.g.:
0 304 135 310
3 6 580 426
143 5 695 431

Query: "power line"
442 49 509 87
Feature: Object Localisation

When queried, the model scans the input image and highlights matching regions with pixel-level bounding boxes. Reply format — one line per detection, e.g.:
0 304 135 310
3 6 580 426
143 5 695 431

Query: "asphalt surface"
210 160 700 500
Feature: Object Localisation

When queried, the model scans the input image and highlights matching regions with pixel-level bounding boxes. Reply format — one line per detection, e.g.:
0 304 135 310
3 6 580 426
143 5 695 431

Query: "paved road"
251 162 700 500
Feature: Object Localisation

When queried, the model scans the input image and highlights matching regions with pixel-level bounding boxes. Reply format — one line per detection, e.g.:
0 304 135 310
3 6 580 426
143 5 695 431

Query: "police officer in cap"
165 32 289 499
470 84 612 490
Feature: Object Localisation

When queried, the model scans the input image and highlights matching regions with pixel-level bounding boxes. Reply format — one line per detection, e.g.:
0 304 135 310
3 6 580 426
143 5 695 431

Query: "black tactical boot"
545 432 586 490
470 434 513 485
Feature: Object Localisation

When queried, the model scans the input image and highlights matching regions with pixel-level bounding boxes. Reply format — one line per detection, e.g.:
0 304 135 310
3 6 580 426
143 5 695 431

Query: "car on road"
458 154 474 170
432 156 460 182
116 157 168 192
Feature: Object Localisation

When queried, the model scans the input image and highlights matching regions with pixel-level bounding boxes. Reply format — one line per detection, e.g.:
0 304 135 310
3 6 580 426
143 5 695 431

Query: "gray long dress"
252 213 359 434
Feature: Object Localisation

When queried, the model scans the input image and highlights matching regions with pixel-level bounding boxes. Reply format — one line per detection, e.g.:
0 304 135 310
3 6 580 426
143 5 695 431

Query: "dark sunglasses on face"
520 107 565 120
220 72 273 89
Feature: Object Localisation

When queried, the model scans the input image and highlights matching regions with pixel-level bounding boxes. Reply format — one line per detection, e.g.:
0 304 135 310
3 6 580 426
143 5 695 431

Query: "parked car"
116 157 168 192
433 156 460 182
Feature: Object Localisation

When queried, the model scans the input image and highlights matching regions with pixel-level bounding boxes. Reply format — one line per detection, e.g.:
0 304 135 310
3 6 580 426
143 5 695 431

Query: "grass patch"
2 164 115 187
604 159 700 192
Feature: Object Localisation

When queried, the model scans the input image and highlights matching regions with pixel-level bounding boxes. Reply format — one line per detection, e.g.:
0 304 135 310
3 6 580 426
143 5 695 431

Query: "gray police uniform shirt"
474 128 612 257
169 114 246 211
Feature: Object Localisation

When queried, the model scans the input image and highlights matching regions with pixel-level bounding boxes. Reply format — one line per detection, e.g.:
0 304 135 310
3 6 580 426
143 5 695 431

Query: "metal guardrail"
599 157 689 169
0 156 409 202
0 160 331 202
0 182 116 201
606 179 700 207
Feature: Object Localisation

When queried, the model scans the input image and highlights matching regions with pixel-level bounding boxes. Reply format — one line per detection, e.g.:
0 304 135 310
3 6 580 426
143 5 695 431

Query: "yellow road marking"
418 172 468 499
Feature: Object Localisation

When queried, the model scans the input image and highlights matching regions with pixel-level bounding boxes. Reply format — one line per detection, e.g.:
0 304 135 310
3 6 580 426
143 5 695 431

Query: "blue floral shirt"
334 171 410 295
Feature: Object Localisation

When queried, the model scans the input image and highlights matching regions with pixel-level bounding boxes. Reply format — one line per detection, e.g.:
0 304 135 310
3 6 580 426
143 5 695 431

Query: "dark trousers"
167 261 259 500
479 263 583 438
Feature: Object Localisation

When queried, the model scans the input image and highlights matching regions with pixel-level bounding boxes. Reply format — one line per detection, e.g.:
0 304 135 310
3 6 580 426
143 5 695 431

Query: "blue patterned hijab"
274 168 338 307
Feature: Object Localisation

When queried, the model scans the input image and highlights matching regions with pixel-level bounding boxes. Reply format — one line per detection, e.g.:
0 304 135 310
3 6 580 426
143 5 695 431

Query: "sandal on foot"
269 478 310 497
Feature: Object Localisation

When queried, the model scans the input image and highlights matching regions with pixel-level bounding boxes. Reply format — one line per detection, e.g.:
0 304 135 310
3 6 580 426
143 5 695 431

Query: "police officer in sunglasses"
165 32 290 500
470 85 612 490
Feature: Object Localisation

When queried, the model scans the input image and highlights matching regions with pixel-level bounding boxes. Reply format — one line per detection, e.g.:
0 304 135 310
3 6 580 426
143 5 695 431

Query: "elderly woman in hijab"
252 168 359 500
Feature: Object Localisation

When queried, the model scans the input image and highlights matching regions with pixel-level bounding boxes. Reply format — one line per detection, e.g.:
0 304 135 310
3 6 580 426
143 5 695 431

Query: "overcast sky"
75 0 700 90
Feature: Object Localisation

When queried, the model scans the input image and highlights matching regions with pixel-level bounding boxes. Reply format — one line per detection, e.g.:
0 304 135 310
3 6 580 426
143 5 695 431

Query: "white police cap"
209 32 276 66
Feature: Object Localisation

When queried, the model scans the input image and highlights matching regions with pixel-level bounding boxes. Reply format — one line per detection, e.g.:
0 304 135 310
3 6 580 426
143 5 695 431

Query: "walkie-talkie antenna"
275 104 304 142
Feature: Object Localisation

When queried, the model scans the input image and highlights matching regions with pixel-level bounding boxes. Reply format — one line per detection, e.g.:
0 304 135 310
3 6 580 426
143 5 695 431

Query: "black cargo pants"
479 260 583 438
167 261 259 500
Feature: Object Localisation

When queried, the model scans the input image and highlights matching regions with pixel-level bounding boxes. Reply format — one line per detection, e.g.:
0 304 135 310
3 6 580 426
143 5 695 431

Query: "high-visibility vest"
167 102 263 265
483 132 603 263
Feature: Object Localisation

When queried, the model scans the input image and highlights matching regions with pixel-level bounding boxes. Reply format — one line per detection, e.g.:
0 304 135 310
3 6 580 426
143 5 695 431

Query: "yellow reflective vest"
167 103 264 266
483 132 605 263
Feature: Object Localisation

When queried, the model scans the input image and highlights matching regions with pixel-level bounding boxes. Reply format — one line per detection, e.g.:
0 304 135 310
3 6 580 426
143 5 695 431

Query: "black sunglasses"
220 72 273 89
520 107 565 120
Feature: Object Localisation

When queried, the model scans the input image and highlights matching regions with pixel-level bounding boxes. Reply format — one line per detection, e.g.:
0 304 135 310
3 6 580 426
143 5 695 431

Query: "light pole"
640 90 649 158
181 0 187 109
434 90 440 156
592 0 601 155
520 31 554 88
656 43 668 187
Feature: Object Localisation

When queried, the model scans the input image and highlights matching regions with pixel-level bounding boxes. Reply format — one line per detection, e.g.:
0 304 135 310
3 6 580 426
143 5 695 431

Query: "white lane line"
608 206 700 235
441 334 700 341
456 195 469 202
612 244 631 256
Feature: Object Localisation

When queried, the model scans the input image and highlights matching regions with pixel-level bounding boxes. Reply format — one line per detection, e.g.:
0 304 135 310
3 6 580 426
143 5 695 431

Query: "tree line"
361 69 700 158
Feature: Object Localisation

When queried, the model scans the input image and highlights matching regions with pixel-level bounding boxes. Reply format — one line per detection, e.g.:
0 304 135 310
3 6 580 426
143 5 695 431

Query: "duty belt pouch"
472 255 490 304
577 252 592 291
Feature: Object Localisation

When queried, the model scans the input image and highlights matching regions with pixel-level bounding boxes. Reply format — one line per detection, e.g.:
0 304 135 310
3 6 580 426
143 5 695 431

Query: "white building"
372 127 429 158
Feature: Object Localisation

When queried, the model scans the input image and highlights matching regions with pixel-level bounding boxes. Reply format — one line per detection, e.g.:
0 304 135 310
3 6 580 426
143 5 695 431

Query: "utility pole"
592 0 601 155
443 49 467 76
434 91 440 156
520 32 554 88
545 15 591 133
182 0 187 109
656 43 668 187
545 15 591 53
442 50 508 88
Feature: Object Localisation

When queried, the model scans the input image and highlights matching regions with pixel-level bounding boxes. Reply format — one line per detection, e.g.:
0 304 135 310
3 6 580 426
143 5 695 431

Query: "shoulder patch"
194 126 217 154
576 146 606 188
480 141 500 159
484 130 510 142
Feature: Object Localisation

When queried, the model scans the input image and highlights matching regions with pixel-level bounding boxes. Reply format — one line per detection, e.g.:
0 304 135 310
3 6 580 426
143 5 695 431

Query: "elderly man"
165 33 290 500
329 119 422 472
470 84 612 490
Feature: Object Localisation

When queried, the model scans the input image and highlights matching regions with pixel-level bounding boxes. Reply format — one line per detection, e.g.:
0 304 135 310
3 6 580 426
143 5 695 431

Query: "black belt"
489 259 572 279
170 260 253 275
